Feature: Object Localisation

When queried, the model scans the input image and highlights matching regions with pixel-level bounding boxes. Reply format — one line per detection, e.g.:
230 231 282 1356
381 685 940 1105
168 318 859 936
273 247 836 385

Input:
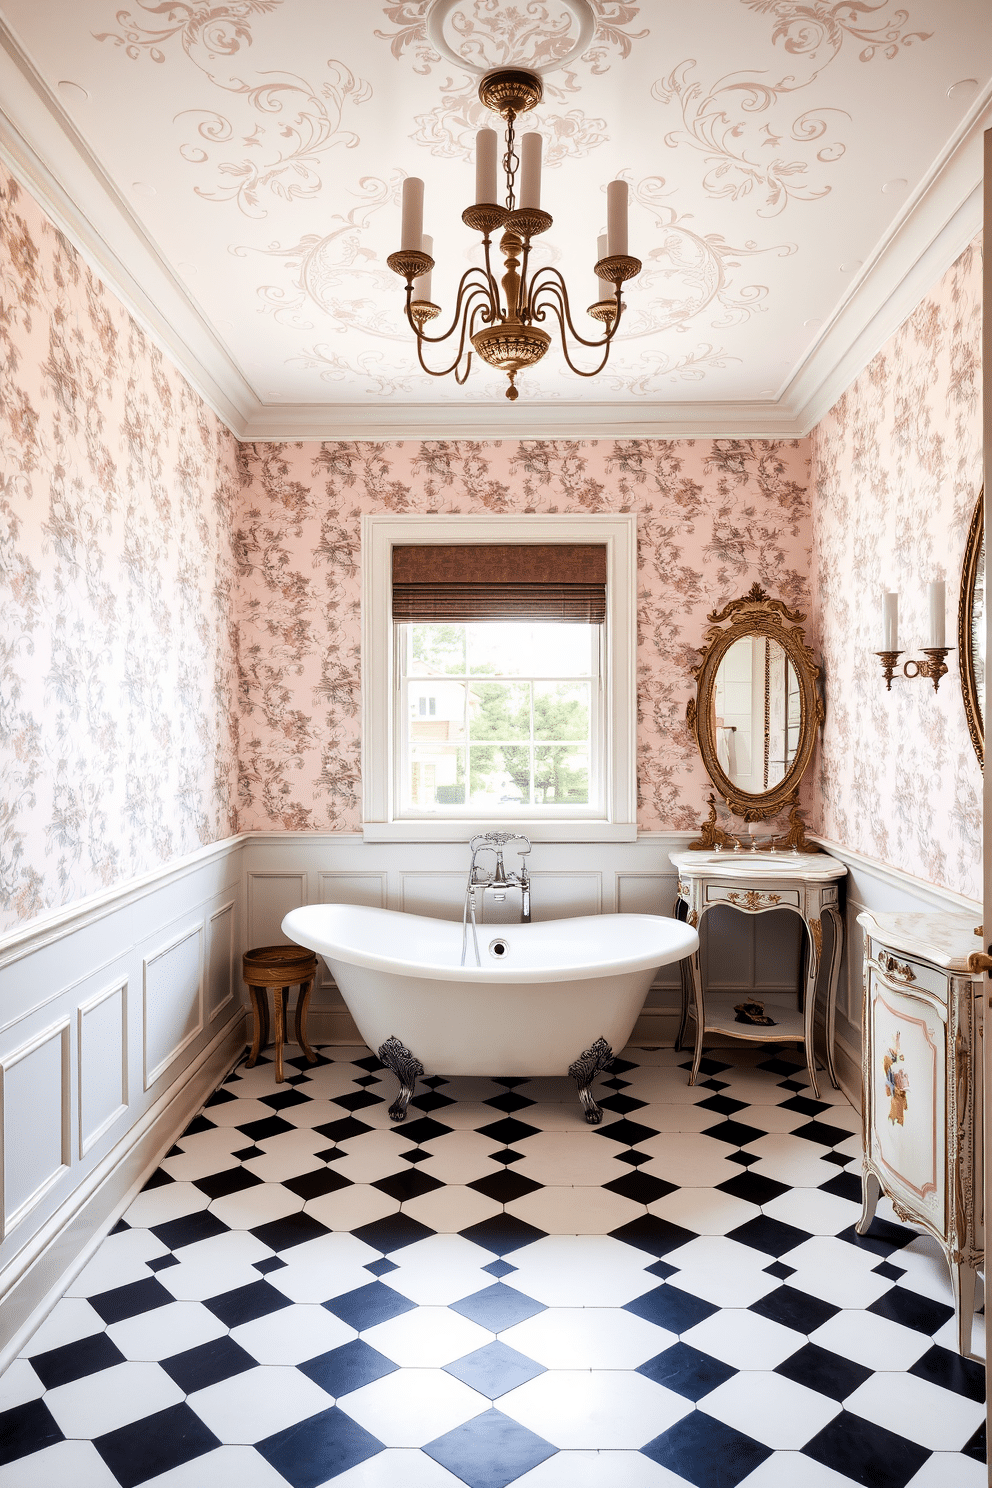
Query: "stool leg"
247 986 265 1067
273 987 286 1083
258 987 270 1052
295 976 318 1065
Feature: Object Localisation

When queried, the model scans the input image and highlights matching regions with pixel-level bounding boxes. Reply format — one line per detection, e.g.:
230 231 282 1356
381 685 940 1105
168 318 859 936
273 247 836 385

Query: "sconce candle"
882 592 899 651
928 581 946 648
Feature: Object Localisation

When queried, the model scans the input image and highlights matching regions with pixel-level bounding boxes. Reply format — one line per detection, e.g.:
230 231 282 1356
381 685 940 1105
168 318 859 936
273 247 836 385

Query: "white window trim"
362 512 637 842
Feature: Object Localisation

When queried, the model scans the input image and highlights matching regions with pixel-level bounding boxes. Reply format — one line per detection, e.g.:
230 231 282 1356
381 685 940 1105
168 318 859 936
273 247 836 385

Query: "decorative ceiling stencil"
0 0 987 424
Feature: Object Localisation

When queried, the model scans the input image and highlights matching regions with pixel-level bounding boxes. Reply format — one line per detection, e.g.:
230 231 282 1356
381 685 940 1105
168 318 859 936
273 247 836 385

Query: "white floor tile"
157 1231 273 1300
506 1185 643 1235
231 1302 356 1364
241 1149 331 1184
664 1235 777 1275
809 1309 933 1371
187 1364 333 1444
203 1098 280 1129
640 1135 741 1188
932 1309 985 1359
208 1182 304 1230
0 1360 43 1411
423 1103 497 1132
699 1369 841 1450
762 1187 861 1236
814 1103 861 1133
44 1361 184 1438
511 1448 694 1486
500 1306 674 1369
402 1185 502 1233
650 1187 761 1235
417 1133 503 1186
624 1102 718 1134
736 1450 866 1487
736 1104 810 1134
362 1305 492 1367
742 1135 839 1188
682 1308 806 1370
499 1369 691 1449
67 1229 170 1296
894 1234 956 1305
328 1446 467 1486
21 1298 106 1358
303 1184 400 1231
513 1132 630 1187
107 1300 227 1361
383 1235 494 1307
781 1238 892 1309
904 1451 989 1488
506 1236 656 1308
139 1444 290 1488
338 1368 488 1446
265 1233 379 1304
845 1371 985 1451
333 1131 420 1184
123 1182 211 1231
0 1438 121 1487
833 1135 862 1160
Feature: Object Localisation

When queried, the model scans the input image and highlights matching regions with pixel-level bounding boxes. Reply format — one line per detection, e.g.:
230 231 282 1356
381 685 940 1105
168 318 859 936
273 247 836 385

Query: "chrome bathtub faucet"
461 831 532 966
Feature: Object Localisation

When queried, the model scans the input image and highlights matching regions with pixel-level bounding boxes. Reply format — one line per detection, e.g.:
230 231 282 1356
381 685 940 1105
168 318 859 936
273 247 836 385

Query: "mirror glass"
712 635 801 796
970 528 985 740
959 489 985 766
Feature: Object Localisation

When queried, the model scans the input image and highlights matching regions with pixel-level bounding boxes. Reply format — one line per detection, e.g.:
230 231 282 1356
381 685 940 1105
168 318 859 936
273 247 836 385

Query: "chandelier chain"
503 111 518 212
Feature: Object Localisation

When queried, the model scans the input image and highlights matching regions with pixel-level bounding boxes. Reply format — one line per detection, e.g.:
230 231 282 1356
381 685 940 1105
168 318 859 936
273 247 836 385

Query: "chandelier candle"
386 65 641 400
595 233 610 303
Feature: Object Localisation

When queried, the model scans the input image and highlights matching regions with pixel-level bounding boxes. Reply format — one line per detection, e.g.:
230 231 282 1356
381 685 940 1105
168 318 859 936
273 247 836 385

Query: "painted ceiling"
0 0 989 435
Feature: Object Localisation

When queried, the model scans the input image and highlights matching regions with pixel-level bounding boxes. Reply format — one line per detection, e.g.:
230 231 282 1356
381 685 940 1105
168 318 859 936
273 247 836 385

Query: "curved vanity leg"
857 1168 882 1234
823 906 844 1090
688 946 705 1087
801 916 821 1100
950 1260 978 1359
675 958 692 1053
569 1037 614 1124
378 1035 425 1123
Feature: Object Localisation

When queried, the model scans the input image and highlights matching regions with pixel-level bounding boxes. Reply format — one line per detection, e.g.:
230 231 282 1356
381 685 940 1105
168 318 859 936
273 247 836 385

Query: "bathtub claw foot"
378 1035 425 1123
569 1037 614 1126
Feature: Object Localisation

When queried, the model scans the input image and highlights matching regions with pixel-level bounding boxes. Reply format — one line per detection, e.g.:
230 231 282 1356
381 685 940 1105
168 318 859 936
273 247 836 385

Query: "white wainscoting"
0 837 248 1370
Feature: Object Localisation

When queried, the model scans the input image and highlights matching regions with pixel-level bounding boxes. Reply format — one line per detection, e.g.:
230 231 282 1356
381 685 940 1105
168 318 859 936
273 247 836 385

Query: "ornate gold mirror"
958 488 984 767
687 584 824 847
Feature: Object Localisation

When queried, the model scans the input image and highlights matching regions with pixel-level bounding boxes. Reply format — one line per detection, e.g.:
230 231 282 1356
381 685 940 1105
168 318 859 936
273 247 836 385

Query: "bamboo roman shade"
392 544 607 624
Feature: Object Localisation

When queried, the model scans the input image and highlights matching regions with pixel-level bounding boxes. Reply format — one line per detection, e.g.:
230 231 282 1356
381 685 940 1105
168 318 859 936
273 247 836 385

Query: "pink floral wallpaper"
236 438 813 832
0 165 241 933
810 238 983 902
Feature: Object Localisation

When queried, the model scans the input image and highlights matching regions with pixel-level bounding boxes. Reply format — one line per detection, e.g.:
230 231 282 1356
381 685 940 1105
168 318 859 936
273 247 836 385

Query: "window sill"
362 820 639 843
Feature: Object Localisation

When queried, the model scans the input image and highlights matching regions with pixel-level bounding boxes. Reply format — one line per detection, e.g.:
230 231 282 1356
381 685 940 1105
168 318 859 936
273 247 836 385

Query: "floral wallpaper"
810 237 983 902
0 164 241 933
236 437 812 832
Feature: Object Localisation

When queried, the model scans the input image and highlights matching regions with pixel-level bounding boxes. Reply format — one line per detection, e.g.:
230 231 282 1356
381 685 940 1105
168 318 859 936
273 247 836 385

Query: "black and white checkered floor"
1 1042 986 1488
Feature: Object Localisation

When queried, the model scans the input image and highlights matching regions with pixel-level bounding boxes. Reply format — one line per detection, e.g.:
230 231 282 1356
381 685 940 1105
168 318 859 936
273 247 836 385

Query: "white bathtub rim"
282 904 698 984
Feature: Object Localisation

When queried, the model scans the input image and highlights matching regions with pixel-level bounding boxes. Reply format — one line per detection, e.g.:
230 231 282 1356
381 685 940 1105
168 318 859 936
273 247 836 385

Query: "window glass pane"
533 681 590 743
410 744 465 806
412 624 466 675
467 623 593 676
534 745 589 804
469 744 532 806
409 682 466 742
469 681 530 741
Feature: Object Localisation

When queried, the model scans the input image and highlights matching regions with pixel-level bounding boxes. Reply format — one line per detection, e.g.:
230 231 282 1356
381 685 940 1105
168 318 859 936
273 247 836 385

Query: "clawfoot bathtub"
281 905 699 1124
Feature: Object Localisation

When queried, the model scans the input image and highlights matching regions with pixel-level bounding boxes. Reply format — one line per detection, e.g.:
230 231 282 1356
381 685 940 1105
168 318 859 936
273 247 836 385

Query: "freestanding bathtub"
281 904 699 1123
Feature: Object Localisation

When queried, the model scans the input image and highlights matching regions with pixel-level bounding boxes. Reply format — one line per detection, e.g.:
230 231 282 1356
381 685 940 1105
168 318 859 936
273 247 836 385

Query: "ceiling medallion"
387 49 641 401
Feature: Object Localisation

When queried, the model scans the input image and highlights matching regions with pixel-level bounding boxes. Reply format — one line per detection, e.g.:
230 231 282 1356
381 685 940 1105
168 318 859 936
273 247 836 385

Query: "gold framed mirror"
958 488 984 767
687 584 824 845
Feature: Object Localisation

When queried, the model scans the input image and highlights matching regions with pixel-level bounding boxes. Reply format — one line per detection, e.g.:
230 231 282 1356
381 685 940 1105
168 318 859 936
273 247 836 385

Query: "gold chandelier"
387 67 641 401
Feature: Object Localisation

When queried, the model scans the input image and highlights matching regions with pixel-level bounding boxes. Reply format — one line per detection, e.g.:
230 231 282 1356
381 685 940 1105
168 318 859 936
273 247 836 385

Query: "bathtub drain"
488 938 509 959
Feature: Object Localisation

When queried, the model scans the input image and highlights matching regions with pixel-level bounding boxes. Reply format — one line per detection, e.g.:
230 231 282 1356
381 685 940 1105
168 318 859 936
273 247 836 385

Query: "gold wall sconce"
876 587 953 692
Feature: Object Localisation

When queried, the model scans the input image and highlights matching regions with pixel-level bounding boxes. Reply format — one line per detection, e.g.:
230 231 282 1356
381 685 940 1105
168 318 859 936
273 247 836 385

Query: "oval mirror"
958 488 984 766
712 635 802 796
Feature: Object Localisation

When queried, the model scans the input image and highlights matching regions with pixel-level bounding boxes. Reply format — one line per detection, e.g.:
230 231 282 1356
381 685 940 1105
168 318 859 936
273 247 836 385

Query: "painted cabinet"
857 910 984 1358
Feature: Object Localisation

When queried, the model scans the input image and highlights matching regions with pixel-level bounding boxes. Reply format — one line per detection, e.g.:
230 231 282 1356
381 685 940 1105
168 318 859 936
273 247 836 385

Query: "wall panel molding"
77 980 128 1159
142 923 204 1091
207 902 236 1025
1 1019 71 1239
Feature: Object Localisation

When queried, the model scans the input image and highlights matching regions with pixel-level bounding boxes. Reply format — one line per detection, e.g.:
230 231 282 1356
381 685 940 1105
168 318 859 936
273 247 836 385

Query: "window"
362 514 637 842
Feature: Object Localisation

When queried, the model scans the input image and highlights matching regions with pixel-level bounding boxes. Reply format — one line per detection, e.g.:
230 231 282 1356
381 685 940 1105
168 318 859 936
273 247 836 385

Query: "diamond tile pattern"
2 1042 983 1487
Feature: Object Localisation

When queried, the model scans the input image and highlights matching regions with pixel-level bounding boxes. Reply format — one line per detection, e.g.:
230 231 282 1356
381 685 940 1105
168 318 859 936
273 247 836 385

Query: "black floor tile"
353 1055 384 1073
909 1344 987 1403
728 1214 812 1258
779 1095 831 1118
873 1260 906 1282
203 1279 293 1328
254 1256 288 1274
615 1149 653 1168
700 1120 766 1148
94 1402 220 1488
193 1167 262 1200
625 1283 718 1334
372 1168 444 1202
750 1284 840 1335
88 1276 176 1325
29 1331 125 1389
141 1168 175 1190
468 1170 542 1204
642 1408 772 1488
792 1120 854 1148
484 1091 537 1113
364 1257 399 1276
450 1282 547 1331
147 1254 180 1273
237 1115 295 1142
410 1090 457 1112
868 1287 955 1336
444 1340 545 1398
482 1259 518 1279
182 1115 216 1137
333 1090 385 1112
161 1335 257 1393
638 1341 737 1400
716 1170 789 1206
489 1148 525 1166
256 1406 384 1488
819 1169 863 1204
603 1171 676 1205
205 1088 238 1107
298 1339 397 1397
424 1407 557 1488
150 1210 229 1252
396 1117 455 1144
259 1089 312 1111
598 1092 648 1115
352 1213 435 1254
837 1217 915 1258
460 1214 547 1256
323 1282 417 1331
645 1259 678 1280
312 1117 374 1144
593 1118 660 1146
476 1117 540 1146
962 1420 987 1464
764 1261 796 1281
775 1341 872 1401
250 1212 330 1253
696 1094 748 1116
802 1409 929 1488
283 1167 352 1201
609 1214 696 1259
0 1398 64 1467
232 1145 263 1161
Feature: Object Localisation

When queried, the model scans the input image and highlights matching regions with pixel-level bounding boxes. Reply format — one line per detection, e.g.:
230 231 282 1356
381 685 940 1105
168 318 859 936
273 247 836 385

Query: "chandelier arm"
404 271 497 346
412 286 493 378
538 292 618 379
480 235 504 317
528 268 621 349
454 302 490 385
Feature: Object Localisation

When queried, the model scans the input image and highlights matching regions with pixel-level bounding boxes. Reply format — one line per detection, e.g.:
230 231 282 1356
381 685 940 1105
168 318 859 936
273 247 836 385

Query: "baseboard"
833 1034 862 1111
0 1009 247 1372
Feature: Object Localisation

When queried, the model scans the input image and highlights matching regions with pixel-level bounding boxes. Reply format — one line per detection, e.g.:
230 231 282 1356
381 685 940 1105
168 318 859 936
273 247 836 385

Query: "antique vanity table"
677 584 844 1095
857 910 984 1358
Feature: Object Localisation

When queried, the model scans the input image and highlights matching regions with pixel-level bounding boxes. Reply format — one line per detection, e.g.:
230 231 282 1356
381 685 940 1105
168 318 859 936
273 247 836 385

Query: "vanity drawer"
867 939 947 1003
705 886 801 909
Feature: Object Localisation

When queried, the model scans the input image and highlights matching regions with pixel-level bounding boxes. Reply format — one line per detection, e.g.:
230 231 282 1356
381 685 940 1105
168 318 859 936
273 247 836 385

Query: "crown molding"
0 7 986 445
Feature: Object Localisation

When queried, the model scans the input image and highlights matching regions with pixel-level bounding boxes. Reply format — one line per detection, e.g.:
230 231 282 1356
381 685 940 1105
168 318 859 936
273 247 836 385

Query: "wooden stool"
243 946 320 1084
